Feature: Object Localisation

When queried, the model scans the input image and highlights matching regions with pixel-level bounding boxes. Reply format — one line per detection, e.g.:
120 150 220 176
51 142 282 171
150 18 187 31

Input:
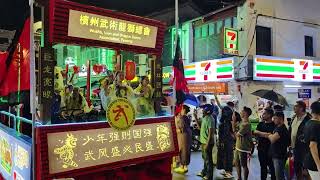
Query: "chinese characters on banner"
223 27 239 56
154 56 162 98
68 10 158 48
40 47 55 103
47 122 174 174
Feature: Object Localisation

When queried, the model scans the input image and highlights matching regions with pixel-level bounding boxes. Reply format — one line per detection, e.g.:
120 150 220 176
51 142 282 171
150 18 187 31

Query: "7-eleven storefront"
184 58 234 104
233 55 320 119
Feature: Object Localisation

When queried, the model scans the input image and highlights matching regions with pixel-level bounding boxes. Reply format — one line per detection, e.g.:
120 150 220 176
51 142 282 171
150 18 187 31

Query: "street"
173 149 269 180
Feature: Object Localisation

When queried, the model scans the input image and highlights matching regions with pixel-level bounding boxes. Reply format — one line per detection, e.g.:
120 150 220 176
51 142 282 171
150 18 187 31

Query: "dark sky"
0 0 239 31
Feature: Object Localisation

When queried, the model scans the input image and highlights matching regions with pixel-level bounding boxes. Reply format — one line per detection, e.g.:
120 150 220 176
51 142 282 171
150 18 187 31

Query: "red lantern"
125 60 136 80
93 64 103 74
73 66 80 74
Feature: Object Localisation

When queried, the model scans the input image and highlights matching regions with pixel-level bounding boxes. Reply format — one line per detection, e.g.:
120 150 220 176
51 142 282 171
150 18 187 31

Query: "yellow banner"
47 122 174 174
68 10 158 48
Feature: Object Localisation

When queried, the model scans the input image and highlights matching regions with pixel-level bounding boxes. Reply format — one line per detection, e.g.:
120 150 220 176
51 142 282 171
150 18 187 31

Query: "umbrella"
252 89 289 106
184 94 199 108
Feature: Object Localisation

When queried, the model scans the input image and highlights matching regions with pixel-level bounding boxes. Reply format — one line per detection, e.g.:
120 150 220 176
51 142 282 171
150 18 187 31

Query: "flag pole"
29 0 36 179
173 0 179 116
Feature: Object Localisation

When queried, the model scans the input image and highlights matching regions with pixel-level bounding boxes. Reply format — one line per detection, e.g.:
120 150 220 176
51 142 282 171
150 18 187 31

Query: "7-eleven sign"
294 59 313 82
224 27 239 55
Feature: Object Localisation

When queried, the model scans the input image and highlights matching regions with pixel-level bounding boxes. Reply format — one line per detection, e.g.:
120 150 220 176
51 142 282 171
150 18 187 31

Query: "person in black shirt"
304 101 320 179
260 112 289 180
254 108 276 180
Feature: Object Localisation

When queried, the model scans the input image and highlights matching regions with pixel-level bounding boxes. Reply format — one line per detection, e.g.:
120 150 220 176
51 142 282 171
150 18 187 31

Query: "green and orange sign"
223 27 239 55
254 55 320 82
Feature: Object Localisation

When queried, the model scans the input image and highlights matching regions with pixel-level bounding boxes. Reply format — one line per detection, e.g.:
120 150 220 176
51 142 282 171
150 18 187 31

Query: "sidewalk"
173 150 267 180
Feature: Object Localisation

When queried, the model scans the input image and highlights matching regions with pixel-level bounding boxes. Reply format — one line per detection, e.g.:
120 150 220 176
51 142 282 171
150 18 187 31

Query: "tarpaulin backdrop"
0 18 30 99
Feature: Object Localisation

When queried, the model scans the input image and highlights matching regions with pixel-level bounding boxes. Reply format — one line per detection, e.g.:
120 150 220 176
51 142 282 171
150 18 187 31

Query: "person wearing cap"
289 101 312 179
195 104 215 180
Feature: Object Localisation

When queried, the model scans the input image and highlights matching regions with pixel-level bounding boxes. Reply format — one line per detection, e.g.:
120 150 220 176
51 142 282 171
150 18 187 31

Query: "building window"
256 26 272 56
305 36 314 57
216 20 223 34
224 17 232 28
201 24 208 38
232 17 237 28
209 23 215 35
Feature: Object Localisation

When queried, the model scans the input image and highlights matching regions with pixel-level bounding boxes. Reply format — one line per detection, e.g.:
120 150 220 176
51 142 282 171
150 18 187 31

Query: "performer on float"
108 71 135 100
134 76 155 117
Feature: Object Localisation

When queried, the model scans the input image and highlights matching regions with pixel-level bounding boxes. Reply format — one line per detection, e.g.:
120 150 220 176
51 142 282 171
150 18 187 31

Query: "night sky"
0 0 239 31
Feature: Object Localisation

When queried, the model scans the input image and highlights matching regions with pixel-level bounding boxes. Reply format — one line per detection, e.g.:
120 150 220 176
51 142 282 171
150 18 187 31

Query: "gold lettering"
90 17 99 27
109 20 118 30
118 22 127 32
42 90 52 99
80 15 89 26
98 148 109 159
111 146 121 157
96 134 108 144
84 150 96 161
135 143 144 153
82 135 95 146
135 25 143 35
143 129 152 137
43 66 52 74
127 24 135 33
100 19 109 29
133 129 142 139
145 141 154 151
121 131 131 140
109 132 120 142
143 27 151 36
44 77 53 87
123 145 133 154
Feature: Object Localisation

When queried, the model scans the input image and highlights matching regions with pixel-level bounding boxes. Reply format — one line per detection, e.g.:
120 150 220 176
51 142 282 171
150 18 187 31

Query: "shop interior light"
284 84 302 88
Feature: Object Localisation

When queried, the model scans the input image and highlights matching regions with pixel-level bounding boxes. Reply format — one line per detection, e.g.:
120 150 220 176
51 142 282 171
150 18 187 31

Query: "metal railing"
0 110 40 135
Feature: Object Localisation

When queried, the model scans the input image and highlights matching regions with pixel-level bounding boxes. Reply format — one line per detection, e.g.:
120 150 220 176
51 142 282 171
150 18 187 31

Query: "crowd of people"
51 70 156 124
173 94 320 180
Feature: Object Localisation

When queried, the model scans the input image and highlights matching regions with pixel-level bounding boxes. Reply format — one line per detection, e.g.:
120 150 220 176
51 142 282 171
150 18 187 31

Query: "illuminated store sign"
68 10 158 48
185 58 234 82
223 27 239 55
47 122 175 174
254 55 320 82
0 128 31 180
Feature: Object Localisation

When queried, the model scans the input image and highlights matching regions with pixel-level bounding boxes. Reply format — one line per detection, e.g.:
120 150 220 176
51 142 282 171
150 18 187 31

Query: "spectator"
174 105 192 174
304 101 320 179
195 104 215 180
234 107 253 180
289 101 312 179
216 106 235 179
254 108 276 180
265 112 290 180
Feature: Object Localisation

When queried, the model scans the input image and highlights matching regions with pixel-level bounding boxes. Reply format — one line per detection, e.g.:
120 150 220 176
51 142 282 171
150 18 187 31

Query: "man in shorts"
234 107 253 180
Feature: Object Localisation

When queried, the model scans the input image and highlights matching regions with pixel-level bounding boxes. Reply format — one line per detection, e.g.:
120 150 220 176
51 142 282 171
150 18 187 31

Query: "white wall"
237 0 320 59
228 81 320 119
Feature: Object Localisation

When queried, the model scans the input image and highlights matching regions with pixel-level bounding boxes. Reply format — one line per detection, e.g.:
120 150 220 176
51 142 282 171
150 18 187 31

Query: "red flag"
173 37 188 115
0 18 30 97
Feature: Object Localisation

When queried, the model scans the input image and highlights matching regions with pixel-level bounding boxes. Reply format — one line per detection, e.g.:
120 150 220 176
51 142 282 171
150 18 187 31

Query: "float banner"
68 10 158 48
47 122 174 174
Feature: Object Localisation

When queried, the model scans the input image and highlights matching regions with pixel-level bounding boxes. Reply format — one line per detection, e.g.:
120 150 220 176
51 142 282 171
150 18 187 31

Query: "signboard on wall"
223 27 239 55
0 127 32 180
187 82 228 94
298 89 311 98
40 47 55 103
185 58 234 82
68 10 158 48
47 122 175 174
254 55 320 82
